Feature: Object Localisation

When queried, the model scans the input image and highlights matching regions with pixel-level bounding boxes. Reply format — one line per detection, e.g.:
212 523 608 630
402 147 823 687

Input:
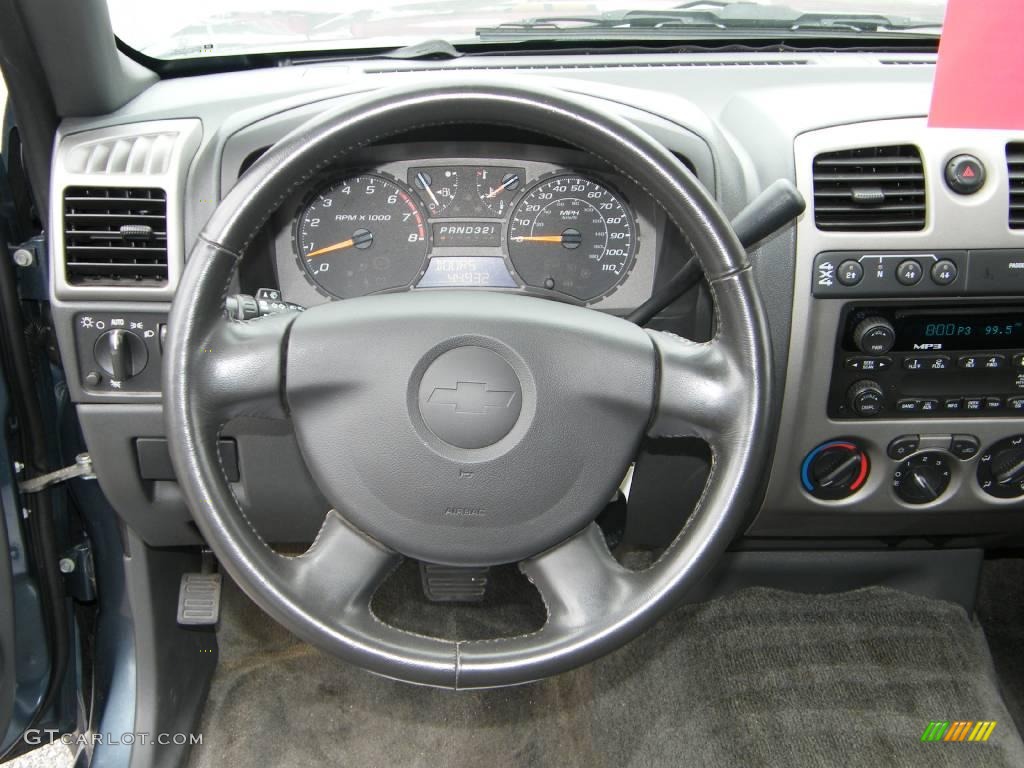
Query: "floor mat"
189 581 1024 768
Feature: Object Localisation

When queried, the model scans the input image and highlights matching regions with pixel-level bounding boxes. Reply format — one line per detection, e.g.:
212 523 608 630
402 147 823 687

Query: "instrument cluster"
280 151 659 309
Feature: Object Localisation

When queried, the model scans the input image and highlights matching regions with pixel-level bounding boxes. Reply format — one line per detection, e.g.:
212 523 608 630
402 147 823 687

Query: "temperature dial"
801 440 870 500
977 435 1024 498
893 451 951 504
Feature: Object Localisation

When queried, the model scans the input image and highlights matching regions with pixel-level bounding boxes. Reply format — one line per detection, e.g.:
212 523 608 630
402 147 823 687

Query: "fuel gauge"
476 167 524 216
410 168 460 216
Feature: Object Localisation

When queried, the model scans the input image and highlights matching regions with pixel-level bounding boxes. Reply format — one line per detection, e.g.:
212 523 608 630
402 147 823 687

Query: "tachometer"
296 174 429 299
507 174 636 302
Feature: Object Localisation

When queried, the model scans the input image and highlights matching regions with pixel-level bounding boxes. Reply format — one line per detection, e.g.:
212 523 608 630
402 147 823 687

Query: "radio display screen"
895 312 1024 350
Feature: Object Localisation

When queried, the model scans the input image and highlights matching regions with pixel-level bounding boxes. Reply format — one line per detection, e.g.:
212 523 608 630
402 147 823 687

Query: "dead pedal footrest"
419 563 489 603
177 573 222 625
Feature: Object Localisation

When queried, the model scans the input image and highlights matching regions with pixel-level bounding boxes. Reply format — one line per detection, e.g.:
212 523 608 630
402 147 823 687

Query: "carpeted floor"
188 574 1024 768
977 556 1024 735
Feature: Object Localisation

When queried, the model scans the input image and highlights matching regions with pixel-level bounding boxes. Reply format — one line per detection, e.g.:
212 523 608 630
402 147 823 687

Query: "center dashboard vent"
1009 142 1024 230
62 186 168 285
812 145 925 232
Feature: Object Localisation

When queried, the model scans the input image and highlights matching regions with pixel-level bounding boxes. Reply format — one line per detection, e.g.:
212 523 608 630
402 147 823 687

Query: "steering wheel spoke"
193 312 295 424
274 510 401 617
646 331 742 445
521 523 633 631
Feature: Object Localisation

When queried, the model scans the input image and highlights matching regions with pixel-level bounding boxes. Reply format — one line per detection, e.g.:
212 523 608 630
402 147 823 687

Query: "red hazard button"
945 154 986 194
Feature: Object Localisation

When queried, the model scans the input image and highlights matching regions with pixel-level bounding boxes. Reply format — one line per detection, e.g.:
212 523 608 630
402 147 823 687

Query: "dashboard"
267 146 661 311
43 52 1024 551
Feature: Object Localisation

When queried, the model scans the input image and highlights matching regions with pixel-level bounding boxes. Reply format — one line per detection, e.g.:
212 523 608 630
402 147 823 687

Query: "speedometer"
296 173 429 299
507 174 636 302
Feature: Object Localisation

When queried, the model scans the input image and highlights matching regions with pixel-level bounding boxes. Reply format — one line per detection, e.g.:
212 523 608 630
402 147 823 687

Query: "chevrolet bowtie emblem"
427 381 515 414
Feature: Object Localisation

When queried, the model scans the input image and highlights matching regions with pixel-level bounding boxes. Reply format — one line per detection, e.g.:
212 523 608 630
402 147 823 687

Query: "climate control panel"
72 312 166 394
799 433 1024 507
827 304 1024 419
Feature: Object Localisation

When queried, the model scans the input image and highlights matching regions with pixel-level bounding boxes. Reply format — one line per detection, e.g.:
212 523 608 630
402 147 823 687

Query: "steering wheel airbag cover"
285 290 654 566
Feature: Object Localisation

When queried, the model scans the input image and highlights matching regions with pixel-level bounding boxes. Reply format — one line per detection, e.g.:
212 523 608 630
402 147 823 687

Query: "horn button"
284 292 654 566
418 346 523 449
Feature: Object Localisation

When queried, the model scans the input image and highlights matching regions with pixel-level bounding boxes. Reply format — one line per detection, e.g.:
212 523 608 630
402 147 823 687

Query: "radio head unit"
827 304 1024 419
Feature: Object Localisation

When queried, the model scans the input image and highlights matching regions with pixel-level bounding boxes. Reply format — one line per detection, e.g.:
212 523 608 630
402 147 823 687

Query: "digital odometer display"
895 313 1024 350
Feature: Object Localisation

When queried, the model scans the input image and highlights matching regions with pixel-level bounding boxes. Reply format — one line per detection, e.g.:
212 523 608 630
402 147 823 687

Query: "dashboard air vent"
63 187 168 285
1009 143 1024 230
812 145 925 231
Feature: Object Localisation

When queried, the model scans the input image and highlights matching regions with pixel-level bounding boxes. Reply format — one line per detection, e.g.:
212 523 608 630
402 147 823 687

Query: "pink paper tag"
929 0 1024 129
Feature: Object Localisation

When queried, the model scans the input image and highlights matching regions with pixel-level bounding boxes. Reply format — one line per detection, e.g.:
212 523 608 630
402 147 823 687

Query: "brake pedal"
177 573 222 625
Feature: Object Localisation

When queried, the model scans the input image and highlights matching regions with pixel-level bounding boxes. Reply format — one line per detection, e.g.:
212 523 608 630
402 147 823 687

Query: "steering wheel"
164 81 771 688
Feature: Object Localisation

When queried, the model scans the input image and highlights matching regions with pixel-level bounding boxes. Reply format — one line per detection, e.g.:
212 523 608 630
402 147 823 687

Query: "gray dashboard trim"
51 119 202 302
752 117 1024 536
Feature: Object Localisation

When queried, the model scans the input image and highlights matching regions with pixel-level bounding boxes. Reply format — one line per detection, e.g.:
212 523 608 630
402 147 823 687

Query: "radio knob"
853 316 896 355
847 379 884 417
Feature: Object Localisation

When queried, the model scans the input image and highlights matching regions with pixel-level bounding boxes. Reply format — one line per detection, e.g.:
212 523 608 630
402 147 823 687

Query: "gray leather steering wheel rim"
164 80 772 689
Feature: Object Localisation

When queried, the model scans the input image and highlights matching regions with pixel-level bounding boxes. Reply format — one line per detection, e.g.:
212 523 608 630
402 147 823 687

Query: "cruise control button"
887 435 920 460
896 260 923 286
837 260 863 286
930 259 958 285
896 398 921 413
949 434 980 459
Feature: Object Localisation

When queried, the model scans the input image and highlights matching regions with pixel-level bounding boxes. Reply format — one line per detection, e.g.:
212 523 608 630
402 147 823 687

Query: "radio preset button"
887 435 920 460
1013 353 1024 370
983 354 1005 369
957 355 980 369
930 259 958 285
903 355 950 371
837 260 863 286
896 260 923 286
950 435 981 460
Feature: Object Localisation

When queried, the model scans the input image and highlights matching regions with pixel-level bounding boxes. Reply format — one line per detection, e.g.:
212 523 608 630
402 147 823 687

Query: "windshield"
108 0 947 60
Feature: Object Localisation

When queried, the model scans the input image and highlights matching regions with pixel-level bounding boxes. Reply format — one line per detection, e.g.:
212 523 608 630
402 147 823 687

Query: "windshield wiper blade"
376 39 463 60
477 4 941 40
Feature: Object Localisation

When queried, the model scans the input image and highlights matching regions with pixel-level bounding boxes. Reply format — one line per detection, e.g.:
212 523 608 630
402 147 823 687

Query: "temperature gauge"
475 167 524 216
